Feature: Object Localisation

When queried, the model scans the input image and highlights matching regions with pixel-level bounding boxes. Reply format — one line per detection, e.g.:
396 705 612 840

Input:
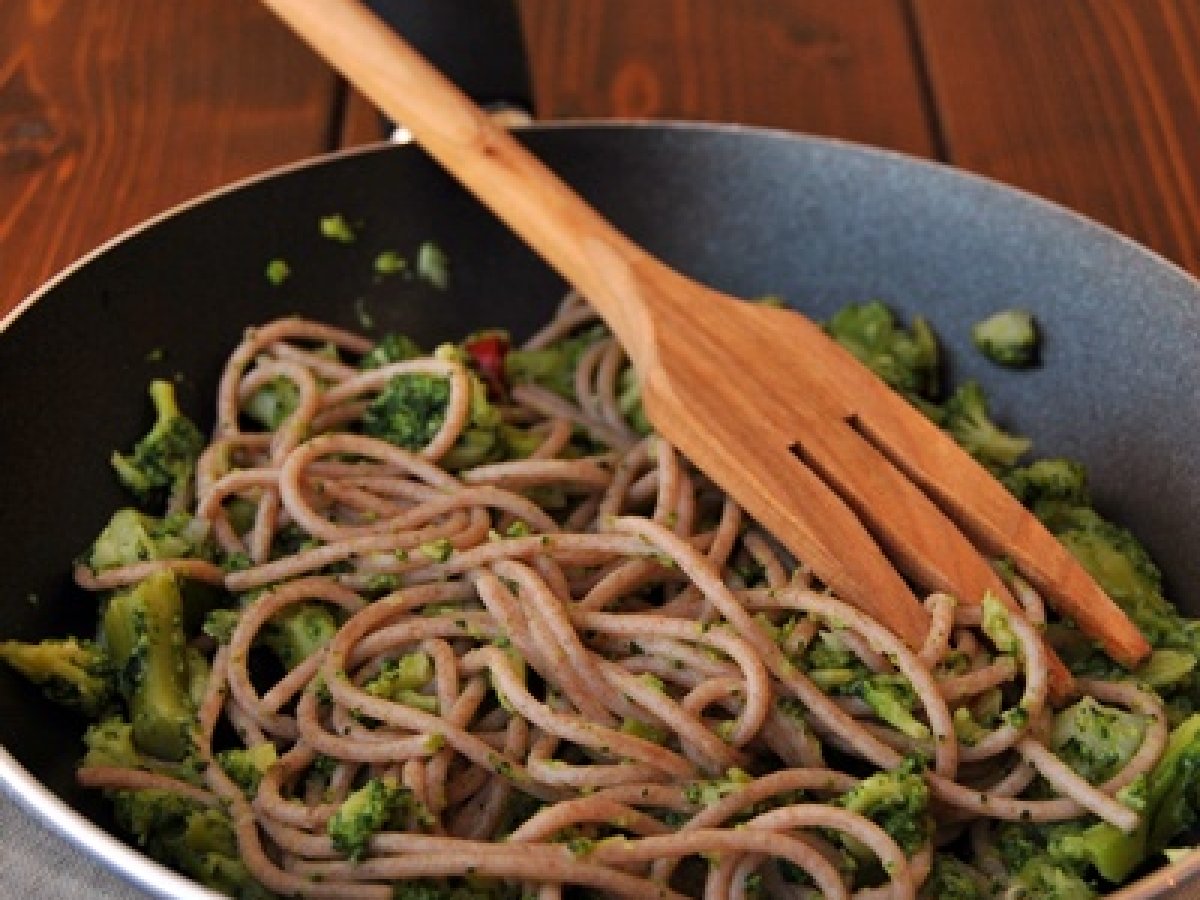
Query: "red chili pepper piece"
464 333 511 400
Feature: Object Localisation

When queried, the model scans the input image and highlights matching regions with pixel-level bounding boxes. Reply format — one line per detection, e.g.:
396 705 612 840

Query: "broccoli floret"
825 302 940 402
87 508 212 574
203 608 241 645
497 424 544 460
1050 697 1149 784
1135 649 1197 690
504 324 608 400
836 760 931 856
1054 713 1200 883
952 707 989 748
995 820 1046 873
111 380 204 508
217 741 278 799
941 381 1031 471
82 717 140 767
972 309 1040 367
364 651 432 697
856 674 930 741
681 768 754 807
1035 503 1181 650
392 880 520 900
243 376 299 430
1008 857 1096 899
360 334 425 370
111 787 275 898
364 372 451 451
102 571 195 760
981 593 1020 655
112 788 206 849
364 651 438 713
416 241 449 289
918 854 990 900
260 602 339 671
1003 458 1090 507
364 352 505 471
0 636 114 717
328 776 410 861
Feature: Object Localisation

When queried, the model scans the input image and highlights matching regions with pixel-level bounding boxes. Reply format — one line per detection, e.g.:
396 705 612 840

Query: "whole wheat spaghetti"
59 298 1178 899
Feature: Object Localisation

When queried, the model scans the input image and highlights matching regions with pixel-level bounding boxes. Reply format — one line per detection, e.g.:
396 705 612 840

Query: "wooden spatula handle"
263 0 660 364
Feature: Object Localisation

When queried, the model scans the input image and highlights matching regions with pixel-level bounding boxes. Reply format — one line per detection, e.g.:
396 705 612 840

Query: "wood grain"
0 0 338 316
341 0 938 155
913 0 1200 274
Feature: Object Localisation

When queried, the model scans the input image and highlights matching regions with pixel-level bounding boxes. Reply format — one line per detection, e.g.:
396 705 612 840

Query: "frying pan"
2 4 1199 899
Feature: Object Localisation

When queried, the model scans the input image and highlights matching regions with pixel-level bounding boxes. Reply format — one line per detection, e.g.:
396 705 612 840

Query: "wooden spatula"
262 0 1151 692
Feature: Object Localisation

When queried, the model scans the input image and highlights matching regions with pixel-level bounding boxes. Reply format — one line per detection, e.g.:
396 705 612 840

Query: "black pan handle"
364 0 534 138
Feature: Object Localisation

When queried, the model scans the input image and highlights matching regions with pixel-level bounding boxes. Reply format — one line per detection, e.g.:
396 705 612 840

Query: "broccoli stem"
102 571 195 760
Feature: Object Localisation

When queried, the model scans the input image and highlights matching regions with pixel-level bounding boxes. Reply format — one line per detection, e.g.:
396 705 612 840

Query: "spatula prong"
791 412 1076 695
849 377 1152 669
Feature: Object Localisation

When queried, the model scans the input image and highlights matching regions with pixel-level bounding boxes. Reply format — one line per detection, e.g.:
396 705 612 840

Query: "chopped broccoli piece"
972 309 1040 367
981 593 1020 655
264 259 290 285
260 602 339 671
953 706 989 748
88 508 209 572
0 636 114 717
243 376 299 430
416 241 449 289
1050 697 1149 784
363 356 504 471
918 854 990 899
1035 503 1183 651
217 742 278 798
1004 458 1091 507
1135 650 1197 690
102 571 195 760
497 424 543 460
82 717 140 768
202 608 241 645
941 380 1031 471
374 250 407 276
360 334 425 370
825 301 939 401
319 214 356 243
1007 857 1096 899
111 380 204 508
856 674 930 741
328 777 409 861
391 880 519 900
1054 713 1200 882
110 786 275 898
682 768 754 807
504 324 608 400
803 630 859 671
836 759 931 856
364 651 433 698
364 372 451 450
621 716 670 745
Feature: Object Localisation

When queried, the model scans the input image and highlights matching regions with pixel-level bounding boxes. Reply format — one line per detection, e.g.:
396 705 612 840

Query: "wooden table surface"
3 1 1200 320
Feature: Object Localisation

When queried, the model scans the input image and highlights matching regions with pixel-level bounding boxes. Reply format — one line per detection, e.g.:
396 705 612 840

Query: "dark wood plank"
913 0 1200 274
342 0 937 156
518 0 935 155
0 1 339 316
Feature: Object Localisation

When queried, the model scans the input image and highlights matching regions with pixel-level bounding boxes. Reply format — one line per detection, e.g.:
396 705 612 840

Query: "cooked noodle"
67 303 1169 899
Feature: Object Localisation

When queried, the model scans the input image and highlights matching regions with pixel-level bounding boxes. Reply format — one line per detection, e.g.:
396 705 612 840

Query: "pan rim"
1 118 1197 899
6 119 1200 335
